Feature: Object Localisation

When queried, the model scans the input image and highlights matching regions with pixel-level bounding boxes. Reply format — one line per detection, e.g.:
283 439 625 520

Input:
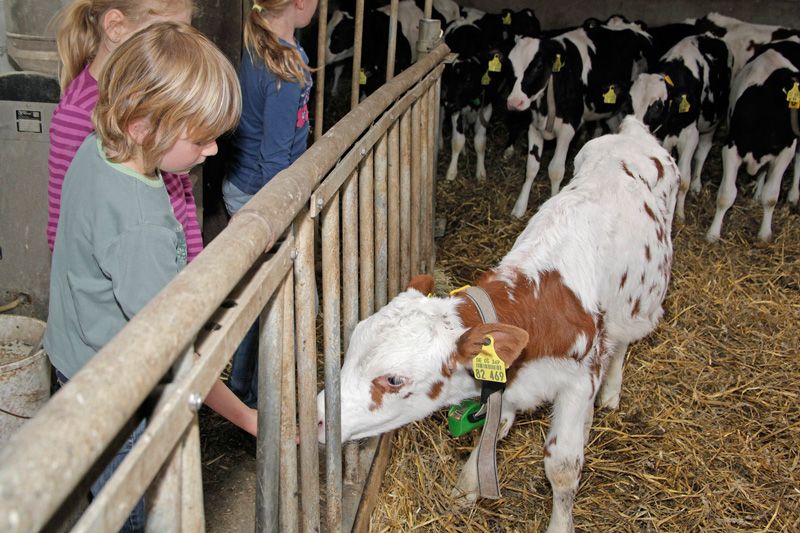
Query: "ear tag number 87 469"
472 335 507 383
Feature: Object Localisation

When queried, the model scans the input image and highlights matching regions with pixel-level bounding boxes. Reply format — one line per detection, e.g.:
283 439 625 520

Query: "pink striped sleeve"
163 172 203 261
47 104 95 251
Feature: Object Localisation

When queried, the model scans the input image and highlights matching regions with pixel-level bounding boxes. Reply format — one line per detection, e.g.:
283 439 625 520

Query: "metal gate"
0 41 447 532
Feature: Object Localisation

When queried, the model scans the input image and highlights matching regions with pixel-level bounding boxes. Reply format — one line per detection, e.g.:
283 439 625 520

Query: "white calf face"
316 289 464 443
629 73 669 130
507 37 543 111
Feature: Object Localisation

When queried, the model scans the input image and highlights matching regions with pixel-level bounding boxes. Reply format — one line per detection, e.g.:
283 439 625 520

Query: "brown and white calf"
317 116 679 533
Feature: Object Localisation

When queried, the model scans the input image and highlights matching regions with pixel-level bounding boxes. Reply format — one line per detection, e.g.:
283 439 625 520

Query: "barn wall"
458 0 800 29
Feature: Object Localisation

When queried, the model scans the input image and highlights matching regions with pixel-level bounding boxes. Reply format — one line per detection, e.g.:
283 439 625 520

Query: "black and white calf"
441 8 541 181
506 17 652 217
707 40 800 242
629 34 731 221
326 8 356 96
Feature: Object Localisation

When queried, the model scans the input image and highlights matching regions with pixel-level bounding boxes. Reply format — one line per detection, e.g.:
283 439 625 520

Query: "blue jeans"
56 370 146 532
222 179 259 408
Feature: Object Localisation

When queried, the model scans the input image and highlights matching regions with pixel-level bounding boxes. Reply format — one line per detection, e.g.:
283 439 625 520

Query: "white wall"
0 0 14 74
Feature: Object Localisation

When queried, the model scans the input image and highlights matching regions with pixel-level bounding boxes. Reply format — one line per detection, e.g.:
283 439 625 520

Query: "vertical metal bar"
429 80 439 270
358 152 375 319
387 121 400 298
419 86 430 275
145 347 195 532
293 214 320 533
314 0 329 141
321 193 342 533
385 0 399 83
342 172 359 350
180 418 204 533
423 0 432 18
257 291 284 532
279 271 299 533
374 134 389 308
399 111 411 285
410 100 422 277
350 0 365 109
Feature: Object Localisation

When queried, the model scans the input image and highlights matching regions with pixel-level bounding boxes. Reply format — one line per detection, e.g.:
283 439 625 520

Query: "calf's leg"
690 128 715 194
511 124 544 218
789 150 800 206
474 103 493 181
758 142 796 241
548 124 576 197
675 125 699 222
596 341 628 410
707 145 741 242
445 111 465 181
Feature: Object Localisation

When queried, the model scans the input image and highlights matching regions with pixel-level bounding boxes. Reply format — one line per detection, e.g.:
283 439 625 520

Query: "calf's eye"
387 375 404 387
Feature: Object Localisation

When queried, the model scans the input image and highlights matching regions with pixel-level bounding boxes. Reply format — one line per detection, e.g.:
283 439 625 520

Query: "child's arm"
258 81 303 182
204 380 257 436
48 103 95 251
163 171 204 262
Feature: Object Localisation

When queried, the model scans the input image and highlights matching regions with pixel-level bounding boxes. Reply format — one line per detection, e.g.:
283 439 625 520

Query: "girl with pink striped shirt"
48 0 203 260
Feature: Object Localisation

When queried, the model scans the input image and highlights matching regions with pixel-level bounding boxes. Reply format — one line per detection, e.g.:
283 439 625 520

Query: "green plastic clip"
447 399 486 436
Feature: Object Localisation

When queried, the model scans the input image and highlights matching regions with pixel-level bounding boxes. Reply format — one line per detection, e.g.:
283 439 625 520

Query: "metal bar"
399 110 411 285
387 121 400 299
257 279 286 532
314 0 329 141
428 82 439 271
309 63 445 218
385 0 399 82
180 418 205 533
419 84 430 274
279 271 299 533
351 433 394 533
342 171 359 353
423 0 432 18
293 213 320 533
374 133 389 308
410 99 421 277
321 193 342 533
358 151 375 320
350 0 365 109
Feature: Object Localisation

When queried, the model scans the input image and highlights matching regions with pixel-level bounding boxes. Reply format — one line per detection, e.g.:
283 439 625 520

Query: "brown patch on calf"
619 270 628 289
631 298 641 317
621 162 635 179
369 379 384 411
643 202 656 221
407 274 435 295
544 435 558 457
427 381 444 400
456 270 597 385
651 157 664 180
645 245 651 261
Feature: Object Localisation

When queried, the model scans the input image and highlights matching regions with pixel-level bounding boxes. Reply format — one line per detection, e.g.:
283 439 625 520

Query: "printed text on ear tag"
785 82 800 109
603 86 617 104
472 335 507 383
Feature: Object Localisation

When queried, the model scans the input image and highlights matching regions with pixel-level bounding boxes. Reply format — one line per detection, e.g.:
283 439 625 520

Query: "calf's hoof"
596 390 620 410
450 486 479 507
502 146 515 159
705 230 720 243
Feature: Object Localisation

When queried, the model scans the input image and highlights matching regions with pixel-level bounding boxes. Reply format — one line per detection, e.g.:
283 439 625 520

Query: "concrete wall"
459 0 800 29
0 0 14 74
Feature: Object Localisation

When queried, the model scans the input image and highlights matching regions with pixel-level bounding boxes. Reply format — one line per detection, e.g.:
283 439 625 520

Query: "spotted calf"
317 116 679 533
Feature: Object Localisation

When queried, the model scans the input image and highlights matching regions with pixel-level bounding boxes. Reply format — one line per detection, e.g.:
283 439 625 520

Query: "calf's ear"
455 323 529 368
407 274 435 296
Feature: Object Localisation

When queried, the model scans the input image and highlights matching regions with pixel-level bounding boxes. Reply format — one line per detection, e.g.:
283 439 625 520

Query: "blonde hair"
246 1 312 86
55 0 194 91
94 22 241 174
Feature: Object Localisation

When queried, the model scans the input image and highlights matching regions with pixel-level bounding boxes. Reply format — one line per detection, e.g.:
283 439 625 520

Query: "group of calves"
325 3 800 242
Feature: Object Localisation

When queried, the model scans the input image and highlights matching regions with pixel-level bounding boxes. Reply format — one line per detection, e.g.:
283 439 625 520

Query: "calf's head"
317 275 528 443
507 37 560 111
629 73 673 132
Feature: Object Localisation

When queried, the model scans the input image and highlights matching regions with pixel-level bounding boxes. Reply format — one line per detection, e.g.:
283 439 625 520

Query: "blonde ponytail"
246 1 312 87
56 0 100 91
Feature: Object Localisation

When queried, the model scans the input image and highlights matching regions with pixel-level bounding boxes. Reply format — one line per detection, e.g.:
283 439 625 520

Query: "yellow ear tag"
785 82 800 109
678 94 691 113
663 74 674 87
603 85 617 104
449 285 471 296
359 68 367 85
481 71 491 85
488 54 502 73
472 335 507 383
552 54 564 73
502 12 512 25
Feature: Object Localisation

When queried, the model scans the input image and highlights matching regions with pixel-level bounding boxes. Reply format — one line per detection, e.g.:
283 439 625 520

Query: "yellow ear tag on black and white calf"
678 94 691 113
663 74 674 87
502 12 512 25
488 54 502 73
472 335 508 384
481 71 491 86
552 54 564 73
359 68 367 85
785 82 800 109
603 85 617 104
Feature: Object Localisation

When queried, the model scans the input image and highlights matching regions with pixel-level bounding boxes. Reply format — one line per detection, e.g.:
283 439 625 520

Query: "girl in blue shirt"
223 0 317 407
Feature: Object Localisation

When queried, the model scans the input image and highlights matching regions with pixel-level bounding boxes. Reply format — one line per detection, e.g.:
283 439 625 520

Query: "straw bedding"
369 120 800 532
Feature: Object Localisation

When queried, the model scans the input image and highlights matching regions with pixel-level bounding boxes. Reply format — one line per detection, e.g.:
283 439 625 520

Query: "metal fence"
0 41 446 532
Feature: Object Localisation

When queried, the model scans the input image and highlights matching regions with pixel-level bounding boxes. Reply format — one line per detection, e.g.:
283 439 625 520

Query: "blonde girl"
47 0 203 264
222 0 317 408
